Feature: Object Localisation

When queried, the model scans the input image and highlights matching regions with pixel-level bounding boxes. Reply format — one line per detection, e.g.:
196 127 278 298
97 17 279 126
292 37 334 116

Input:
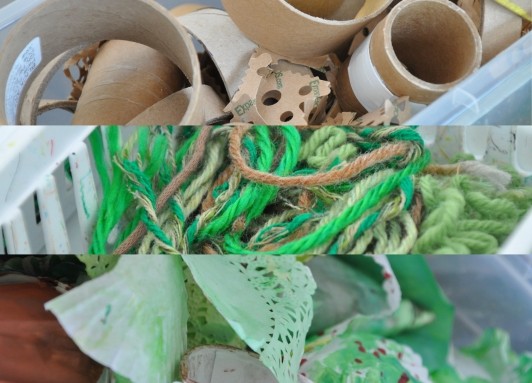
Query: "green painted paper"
46 255 188 383
182 255 316 383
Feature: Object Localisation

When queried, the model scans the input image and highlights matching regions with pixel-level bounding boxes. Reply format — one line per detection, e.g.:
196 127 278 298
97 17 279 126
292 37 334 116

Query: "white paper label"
5 37 42 125
348 35 426 114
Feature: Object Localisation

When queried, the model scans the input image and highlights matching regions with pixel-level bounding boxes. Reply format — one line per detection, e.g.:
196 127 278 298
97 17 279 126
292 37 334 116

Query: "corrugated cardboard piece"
0 0 202 125
177 8 257 99
222 0 394 58
337 0 482 114
225 49 332 125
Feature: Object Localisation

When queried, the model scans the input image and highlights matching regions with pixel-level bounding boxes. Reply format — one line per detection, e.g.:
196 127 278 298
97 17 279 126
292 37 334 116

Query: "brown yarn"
114 127 213 255
297 190 314 211
201 165 235 212
410 191 424 227
424 163 463 176
229 126 409 187
202 245 219 254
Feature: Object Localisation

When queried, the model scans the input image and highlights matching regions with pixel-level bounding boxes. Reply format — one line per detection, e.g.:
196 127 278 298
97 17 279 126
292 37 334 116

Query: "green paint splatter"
101 304 112 325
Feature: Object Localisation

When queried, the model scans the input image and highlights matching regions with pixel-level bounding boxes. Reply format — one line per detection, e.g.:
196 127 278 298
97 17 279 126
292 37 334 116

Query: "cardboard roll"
0 0 202 125
457 0 527 64
222 0 394 58
337 0 482 114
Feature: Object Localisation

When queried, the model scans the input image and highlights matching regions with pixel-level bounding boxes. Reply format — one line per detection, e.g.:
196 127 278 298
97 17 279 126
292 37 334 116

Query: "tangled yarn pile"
83 126 531 257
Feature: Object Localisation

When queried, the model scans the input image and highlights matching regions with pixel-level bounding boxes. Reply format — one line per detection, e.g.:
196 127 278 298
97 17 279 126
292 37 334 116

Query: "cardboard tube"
19 48 81 125
170 3 211 17
0 0 202 125
481 0 523 64
337 0 482 114
127 85 225 125
72 40 184 125
222 0 394 58
285 0 348 19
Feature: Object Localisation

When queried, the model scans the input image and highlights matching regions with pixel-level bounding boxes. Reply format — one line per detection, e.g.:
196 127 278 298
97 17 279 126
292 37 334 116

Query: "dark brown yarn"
229 126 409 187
114 127 213 255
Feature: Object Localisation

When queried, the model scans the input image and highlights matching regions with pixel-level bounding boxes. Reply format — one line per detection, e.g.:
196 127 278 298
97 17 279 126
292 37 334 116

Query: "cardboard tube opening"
286 0 364 20
389 1 479 84
222 0 393 58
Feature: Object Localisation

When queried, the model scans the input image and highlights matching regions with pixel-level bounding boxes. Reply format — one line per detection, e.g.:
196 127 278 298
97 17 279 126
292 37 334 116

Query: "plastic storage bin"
427 254 532 353
0 0 530 125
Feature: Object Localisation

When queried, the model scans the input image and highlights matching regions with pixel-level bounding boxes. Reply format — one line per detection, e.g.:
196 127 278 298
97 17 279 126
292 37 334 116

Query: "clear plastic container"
408 34 532 126
427 254 532 353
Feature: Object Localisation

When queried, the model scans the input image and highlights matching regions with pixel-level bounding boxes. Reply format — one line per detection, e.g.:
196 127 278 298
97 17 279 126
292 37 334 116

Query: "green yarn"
197 126 300 241
83 126 531 256
414 174 532 254
270 152 430 254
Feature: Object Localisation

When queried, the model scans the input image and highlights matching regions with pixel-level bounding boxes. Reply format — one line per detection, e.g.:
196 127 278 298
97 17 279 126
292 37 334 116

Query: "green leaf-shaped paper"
46 255 188 383
182 255 316 383
387 255 454 370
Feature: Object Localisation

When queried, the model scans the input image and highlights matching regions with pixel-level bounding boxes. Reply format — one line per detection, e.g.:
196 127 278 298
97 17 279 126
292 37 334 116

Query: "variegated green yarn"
84 126 531 256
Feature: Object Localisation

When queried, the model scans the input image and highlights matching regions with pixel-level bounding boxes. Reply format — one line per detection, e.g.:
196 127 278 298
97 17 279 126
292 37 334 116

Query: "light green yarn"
414 174 532 254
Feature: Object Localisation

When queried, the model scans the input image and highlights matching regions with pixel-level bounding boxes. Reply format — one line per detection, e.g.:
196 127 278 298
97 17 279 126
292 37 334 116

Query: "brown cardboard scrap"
323 100 344 122
325 96 411 125
225 50 331 124
72 40 184 125
63 42 102 101
256 67 330 124
305 93 330 124
356 97 412 126
261 47 339 81
177 8 257 99
324 111 358 125
479 0 522 63
224 52 273 123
